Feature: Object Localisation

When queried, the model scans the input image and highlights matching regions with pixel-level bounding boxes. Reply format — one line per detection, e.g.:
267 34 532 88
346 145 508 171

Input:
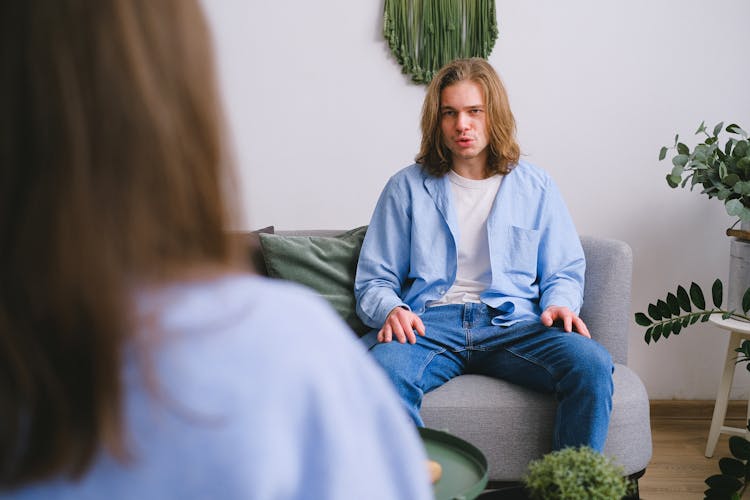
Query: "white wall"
202 0 750 399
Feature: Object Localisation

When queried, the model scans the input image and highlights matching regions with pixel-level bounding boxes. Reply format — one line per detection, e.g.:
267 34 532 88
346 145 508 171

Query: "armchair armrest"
579 235 633 365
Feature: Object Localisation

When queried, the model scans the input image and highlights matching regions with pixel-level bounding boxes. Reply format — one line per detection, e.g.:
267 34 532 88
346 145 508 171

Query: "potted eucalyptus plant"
661 121 750 225
660 121 750 311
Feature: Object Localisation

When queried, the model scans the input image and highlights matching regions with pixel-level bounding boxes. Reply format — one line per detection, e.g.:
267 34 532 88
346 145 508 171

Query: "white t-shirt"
428 170 503 306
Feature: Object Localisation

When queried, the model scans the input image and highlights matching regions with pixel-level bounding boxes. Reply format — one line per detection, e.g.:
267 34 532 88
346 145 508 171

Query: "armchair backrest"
267 230 634 364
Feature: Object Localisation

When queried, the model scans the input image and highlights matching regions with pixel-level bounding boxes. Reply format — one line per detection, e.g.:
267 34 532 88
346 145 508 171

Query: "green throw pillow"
258 226 371 336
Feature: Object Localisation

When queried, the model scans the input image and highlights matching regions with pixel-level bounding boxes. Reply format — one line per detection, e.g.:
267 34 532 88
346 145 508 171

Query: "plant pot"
728 221 750 312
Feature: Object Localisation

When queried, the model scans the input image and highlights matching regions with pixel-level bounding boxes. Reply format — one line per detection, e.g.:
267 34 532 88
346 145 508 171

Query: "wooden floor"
639 400 748 499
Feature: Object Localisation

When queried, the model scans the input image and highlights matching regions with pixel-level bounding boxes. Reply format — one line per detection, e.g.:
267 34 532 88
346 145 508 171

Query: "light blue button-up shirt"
5 277 432 500
355 161 585 329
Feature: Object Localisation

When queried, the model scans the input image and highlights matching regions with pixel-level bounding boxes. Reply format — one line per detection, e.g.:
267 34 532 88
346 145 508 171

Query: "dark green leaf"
705 473 742 492
713 279 724 308
696 121 707 134
691 282 706 309
667 293 681 315
736 340 750 358
702 313 712 322
659 146 668 161
652 323 663 341
677 142 689 155
690 313 700 324
703 488 732 499
657 299 672 319
735 140 749 158
648 303 662 321
663 321 672 338
726 173 741 187
723 312 732 320
644 327 653 344
729 436 750 460
635 312 652 326
719 457 745 477
714 122 725 137
671 320 681 335
677 285 692 312
682 316 690 327
742 287 750 313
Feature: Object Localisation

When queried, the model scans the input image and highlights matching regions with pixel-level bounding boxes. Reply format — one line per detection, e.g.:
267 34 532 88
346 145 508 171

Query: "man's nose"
455 112 469 131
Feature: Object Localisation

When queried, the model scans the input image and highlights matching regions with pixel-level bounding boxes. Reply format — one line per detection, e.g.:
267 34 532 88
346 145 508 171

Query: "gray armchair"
256 230 652 487
420 236 652 484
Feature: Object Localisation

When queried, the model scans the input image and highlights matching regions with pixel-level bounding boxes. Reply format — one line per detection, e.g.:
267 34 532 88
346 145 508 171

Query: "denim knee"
575 341 614 391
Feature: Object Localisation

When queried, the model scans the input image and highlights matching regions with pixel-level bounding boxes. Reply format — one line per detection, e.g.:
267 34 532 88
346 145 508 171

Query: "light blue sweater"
3 276 432 500
355 161 585 329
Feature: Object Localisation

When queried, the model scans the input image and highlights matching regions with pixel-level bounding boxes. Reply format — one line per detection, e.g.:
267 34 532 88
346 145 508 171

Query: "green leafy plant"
636 282 750 499
634 279 750 344
703 418 750 499
660 121 750 224
523 446 632 500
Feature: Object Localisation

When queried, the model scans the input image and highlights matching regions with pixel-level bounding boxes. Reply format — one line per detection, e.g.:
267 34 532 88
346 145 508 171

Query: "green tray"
419 428 488 500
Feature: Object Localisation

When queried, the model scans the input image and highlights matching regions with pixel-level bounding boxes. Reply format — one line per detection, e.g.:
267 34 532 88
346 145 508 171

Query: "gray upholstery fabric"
272 230 652 482
421 365 651 480
579 235 633 365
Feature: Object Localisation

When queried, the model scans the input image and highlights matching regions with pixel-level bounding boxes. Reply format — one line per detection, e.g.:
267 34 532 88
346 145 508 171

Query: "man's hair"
0 0 237 487
416 58 521 177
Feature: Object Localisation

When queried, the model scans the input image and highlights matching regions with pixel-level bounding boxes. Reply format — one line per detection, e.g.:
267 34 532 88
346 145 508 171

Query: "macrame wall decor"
383 0 498 84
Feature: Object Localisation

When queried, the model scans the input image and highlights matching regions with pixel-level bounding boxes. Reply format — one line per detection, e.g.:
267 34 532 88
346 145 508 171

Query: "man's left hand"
540 306 590 338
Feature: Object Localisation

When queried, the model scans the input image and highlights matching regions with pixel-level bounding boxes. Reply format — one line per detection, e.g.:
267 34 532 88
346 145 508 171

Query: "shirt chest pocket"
498 225 541 286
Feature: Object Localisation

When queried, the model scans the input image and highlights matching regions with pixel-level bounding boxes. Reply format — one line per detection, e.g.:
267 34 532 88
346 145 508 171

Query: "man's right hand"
378 307 426 344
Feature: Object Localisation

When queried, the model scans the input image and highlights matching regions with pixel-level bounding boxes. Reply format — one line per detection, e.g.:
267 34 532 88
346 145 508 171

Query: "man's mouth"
457 137 474 146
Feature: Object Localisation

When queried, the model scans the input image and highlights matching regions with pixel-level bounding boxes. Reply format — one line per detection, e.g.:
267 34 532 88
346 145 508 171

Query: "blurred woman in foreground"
0 1 432 498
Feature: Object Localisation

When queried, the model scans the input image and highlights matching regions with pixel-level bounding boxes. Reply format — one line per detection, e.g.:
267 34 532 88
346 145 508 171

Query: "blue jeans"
362 303 614 451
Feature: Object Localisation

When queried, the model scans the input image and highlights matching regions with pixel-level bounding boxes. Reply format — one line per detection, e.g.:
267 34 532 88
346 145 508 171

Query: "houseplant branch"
636 281 750 498
635 279 750 344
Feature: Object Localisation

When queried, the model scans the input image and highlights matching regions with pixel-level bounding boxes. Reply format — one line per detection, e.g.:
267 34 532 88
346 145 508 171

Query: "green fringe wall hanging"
383 0 498 84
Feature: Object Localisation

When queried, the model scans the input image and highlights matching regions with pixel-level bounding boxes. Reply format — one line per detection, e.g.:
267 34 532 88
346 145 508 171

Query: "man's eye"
470 108 483 114
442 110 456 117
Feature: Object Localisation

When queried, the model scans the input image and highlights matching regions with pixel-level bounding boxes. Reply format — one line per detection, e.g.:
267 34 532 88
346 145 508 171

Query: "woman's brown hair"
0 0 236 487
416 58 521 177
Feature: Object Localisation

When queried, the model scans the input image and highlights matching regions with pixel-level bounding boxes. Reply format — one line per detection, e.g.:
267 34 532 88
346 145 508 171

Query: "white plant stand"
705 316 750 457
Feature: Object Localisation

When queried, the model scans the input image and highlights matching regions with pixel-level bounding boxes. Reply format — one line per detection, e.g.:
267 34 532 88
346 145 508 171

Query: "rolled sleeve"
536 177 585 314
354 176 412 328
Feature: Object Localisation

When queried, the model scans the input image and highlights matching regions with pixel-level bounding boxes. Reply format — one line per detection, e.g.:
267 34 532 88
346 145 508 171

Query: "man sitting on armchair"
354 57 614 452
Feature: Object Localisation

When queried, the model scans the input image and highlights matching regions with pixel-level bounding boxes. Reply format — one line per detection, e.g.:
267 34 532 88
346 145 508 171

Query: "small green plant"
523 446 632 500
704 418 750 499
634 279 750 344
660 121 750 225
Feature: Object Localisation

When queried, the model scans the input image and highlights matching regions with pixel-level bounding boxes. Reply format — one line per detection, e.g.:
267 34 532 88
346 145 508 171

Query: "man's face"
439 80 489 165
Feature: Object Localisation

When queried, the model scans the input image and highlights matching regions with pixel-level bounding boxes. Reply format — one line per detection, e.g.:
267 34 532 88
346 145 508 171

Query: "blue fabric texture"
354 161 585 329
6 276 432 500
